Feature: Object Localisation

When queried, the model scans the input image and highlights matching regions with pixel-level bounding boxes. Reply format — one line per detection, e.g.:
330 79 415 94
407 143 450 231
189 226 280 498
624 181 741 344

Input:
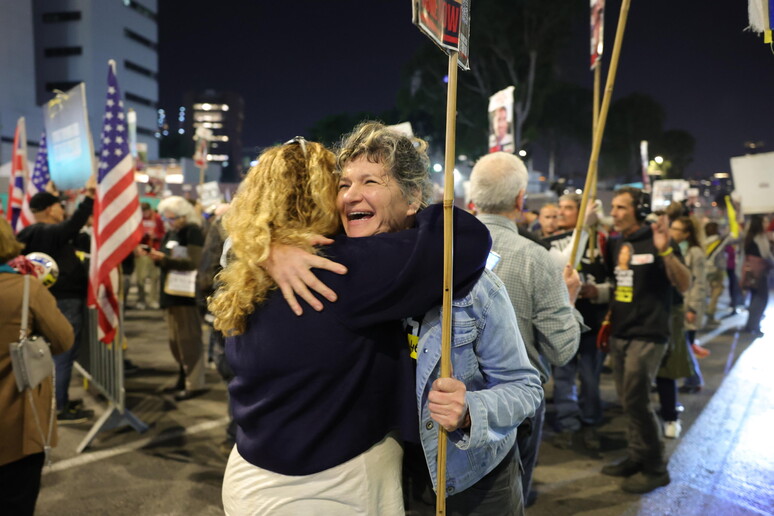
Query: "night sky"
158 0 774 178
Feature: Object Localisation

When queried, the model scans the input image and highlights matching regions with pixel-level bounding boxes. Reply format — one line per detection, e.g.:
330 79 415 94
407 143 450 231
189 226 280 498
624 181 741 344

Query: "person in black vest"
16 180 95 424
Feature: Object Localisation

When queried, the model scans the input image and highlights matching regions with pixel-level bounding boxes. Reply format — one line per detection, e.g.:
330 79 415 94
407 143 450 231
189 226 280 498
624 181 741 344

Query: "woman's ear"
406 199 420 217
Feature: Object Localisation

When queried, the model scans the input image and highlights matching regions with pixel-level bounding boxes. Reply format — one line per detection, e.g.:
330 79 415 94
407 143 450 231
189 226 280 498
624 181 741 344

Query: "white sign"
196 181 223 210
730 152 774 214
651 179 690 210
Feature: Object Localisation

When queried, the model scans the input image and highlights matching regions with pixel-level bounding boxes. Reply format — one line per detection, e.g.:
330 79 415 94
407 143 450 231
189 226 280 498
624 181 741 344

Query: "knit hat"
29 192 61 213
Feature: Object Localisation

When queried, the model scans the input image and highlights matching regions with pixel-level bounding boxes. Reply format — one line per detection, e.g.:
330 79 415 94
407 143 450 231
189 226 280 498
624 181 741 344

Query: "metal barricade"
73 307 148 453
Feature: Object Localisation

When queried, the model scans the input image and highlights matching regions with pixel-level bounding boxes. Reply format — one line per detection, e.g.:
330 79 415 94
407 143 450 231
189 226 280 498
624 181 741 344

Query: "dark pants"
516 397 545 499
553 333 604 431
165 306 204 390
403 442 524 516
656 377 677 421
610 337 668 472
727 268 741 308
54 298 84 410
745 277 769 333
0 452 45 515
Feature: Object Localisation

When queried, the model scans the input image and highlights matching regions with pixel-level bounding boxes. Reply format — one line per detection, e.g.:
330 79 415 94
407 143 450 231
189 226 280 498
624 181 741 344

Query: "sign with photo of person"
590 0 605 69
43 83 96 190
412 0 471 69
487 86 515 154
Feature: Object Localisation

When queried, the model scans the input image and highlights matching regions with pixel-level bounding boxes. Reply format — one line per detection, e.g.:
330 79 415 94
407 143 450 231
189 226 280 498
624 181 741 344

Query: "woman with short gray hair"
144 196 205 400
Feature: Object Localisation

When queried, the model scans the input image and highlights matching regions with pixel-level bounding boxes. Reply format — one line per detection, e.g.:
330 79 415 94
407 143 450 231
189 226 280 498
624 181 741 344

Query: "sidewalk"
36 292 774 515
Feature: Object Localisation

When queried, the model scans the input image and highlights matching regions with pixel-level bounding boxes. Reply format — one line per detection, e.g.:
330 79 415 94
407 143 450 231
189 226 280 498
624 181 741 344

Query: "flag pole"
568 0 632 266
588 61 602 258
436 49 459 516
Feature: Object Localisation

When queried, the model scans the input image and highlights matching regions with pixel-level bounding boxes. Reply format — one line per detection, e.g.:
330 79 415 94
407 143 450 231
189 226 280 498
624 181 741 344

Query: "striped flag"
16 132 51 231
88 61 143 344
6 117 28 230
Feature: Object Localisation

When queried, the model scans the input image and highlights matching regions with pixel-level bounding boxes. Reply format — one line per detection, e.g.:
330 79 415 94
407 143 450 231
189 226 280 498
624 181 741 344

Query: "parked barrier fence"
73 306 148 453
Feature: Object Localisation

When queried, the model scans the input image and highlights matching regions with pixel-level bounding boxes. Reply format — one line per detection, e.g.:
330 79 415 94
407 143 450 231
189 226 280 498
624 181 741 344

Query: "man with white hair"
469 152 584 506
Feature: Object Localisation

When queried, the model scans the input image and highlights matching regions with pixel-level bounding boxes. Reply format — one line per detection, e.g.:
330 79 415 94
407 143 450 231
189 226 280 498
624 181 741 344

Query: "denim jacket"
415 269 543 496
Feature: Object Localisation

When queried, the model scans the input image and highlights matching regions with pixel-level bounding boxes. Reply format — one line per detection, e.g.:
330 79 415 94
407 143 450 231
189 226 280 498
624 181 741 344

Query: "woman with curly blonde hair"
216 137 490 515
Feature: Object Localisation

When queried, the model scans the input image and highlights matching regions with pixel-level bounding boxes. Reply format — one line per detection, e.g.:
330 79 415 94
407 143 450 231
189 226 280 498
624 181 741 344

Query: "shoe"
621 471 670 494
691 343 710 358
678 385 702 394
552 430 575 450
174 389 193 401
581 426 601 451
57 407 94 424
525 490 538 508
602 457 643 477
675 402 685 413
123 359 140 375
664 420 682 439
174 389 205 401
67 399 84 410
135 302 147 310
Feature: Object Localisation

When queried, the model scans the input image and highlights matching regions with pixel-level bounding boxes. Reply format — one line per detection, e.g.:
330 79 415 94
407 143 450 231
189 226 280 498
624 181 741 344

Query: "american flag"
6 118 28 230
89 61 143 344
16 132 51 231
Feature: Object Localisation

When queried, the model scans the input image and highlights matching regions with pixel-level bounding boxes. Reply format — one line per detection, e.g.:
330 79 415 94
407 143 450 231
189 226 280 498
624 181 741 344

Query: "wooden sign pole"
588 62 602 257
568 0 632 266
436 49 459 516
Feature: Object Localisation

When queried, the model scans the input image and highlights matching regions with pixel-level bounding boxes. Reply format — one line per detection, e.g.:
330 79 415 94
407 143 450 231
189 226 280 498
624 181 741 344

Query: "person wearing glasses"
143 196 206 401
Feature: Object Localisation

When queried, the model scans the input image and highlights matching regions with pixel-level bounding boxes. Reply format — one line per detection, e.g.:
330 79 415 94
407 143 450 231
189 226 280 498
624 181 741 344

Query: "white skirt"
222 432 404 516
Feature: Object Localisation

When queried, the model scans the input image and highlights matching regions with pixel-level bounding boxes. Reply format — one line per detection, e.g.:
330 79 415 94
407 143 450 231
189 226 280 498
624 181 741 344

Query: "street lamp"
654 155 664 165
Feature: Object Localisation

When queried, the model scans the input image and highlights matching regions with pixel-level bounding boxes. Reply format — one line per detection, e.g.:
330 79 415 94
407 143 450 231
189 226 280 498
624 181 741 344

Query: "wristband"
658 247 673 257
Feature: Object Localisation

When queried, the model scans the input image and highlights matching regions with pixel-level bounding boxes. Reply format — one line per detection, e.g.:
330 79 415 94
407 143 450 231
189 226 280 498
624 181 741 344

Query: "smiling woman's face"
336 156 415 238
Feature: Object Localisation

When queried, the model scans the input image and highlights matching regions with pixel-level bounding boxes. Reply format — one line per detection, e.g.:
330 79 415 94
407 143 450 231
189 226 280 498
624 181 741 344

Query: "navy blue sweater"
226 205 490 475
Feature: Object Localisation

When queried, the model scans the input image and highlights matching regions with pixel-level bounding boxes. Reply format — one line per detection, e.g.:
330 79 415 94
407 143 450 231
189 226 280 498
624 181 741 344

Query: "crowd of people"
2 121 773 515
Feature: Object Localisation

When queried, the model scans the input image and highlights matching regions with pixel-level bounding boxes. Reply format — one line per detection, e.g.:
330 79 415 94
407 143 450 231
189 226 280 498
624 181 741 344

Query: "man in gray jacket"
469 152 583 506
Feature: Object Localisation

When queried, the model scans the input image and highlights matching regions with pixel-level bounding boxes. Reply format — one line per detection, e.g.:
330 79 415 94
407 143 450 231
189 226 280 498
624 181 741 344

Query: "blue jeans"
54 298 84 410
683 331 704 388
553 333 604 431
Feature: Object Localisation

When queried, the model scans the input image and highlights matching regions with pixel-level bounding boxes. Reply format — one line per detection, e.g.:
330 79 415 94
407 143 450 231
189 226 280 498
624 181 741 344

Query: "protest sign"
651 179 690 210
488 86 515 154
387 122 414 137
590 0 605 69
196 181 223 211
44 83 96 190
730 152 774 214
412 0 470 69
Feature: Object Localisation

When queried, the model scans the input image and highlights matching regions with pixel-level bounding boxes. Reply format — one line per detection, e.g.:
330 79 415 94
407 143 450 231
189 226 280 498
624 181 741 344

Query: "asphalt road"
35 289 774 515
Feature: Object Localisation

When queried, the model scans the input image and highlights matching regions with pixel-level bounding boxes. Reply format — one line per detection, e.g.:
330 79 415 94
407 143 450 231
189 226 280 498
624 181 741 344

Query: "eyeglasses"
284 136 308 159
